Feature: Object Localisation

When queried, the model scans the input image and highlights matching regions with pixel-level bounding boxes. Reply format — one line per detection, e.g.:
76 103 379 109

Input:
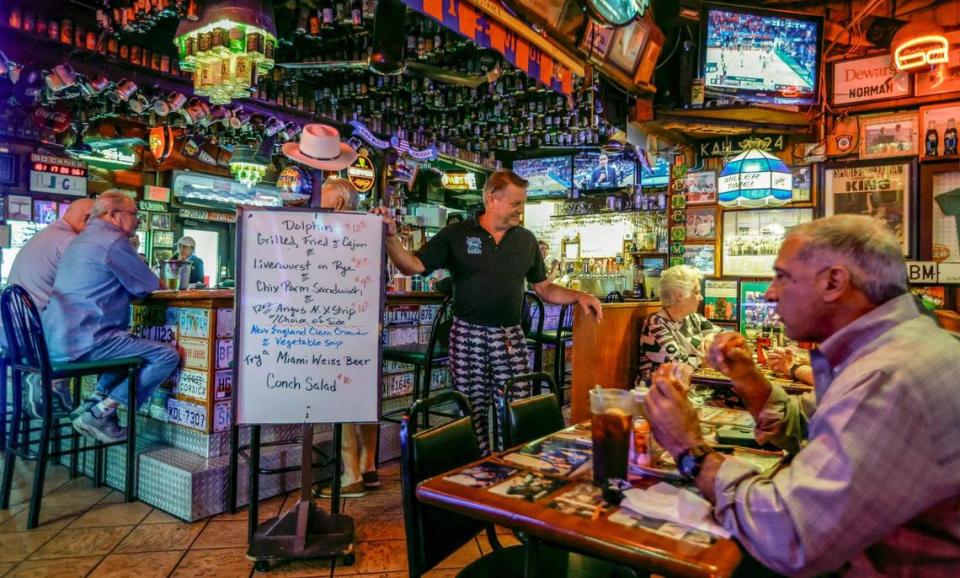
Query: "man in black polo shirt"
375 170 602 453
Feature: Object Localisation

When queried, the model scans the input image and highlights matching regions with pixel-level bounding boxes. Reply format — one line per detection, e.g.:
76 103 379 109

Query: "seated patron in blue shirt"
44 190 181 443
176 235 204 286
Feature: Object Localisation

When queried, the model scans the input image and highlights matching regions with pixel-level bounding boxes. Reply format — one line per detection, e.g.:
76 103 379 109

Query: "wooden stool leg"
27 412 52 529
124 368 137 502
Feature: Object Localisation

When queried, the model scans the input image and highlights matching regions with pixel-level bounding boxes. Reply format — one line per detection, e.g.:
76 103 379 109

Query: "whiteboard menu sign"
234 207 384 424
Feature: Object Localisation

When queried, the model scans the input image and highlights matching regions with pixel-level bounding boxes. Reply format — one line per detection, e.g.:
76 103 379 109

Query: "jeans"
78 333 180 410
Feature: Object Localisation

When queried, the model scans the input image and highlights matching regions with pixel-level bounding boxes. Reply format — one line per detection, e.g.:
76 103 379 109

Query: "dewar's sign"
831 54 911 106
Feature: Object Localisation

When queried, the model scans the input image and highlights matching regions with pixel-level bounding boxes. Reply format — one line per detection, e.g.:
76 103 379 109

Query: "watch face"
581 0 637 27
679 452 698 478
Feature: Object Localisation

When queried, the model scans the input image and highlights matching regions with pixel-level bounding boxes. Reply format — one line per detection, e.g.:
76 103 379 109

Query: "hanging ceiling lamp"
230 139 272 188
174 0 277 105
718 147 793 208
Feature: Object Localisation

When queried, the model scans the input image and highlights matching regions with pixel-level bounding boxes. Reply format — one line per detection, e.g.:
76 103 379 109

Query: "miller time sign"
831 53 911 106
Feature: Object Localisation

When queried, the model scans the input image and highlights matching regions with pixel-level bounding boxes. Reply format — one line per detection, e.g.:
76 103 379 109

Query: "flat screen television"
573 152 636 191
700 2 823 105
512 156 572 198
640 156 670 188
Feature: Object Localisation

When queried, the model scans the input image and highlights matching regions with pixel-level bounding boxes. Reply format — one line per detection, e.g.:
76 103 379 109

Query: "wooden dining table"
416 422 751 578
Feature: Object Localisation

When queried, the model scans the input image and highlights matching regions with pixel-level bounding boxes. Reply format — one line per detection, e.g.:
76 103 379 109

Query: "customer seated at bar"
644 215 960 576
5 198 95 416
176 235 204 286
43 190 180 444
637 264 720 383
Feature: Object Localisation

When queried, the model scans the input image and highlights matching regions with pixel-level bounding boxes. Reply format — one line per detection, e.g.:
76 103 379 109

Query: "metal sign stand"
246 424 355 572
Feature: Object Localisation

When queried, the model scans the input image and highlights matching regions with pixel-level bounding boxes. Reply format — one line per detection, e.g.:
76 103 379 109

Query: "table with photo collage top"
417 408 788 578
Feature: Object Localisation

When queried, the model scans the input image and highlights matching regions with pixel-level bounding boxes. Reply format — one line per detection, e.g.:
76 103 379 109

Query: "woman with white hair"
637 264 720 382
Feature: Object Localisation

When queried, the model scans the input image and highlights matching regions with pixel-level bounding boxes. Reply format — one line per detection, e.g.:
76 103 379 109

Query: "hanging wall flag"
401 0 578 97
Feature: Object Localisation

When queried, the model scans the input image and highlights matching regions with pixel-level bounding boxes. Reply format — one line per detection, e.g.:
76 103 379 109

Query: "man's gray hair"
659 264 703 307
321 177 358 210
482 170 528 207
787 214 907 305
90 190 133 220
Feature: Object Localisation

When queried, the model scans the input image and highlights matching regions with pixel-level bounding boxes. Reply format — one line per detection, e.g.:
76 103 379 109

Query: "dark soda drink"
591 408 631 485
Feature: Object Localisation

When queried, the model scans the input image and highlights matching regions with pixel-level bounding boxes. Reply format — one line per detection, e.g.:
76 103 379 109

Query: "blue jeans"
78 333 180 410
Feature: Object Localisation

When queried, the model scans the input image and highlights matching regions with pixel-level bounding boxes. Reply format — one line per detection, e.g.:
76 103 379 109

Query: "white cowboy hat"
281 123 357 171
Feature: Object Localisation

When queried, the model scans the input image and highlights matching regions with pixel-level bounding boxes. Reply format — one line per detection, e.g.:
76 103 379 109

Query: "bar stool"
522 291 546 373
381 297 453 427
531 304 574 405
0 285 144 529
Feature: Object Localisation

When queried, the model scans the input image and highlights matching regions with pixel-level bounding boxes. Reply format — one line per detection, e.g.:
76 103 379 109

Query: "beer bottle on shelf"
926 120 939 157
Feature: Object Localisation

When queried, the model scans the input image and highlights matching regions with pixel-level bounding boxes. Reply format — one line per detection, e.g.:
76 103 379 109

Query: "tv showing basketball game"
512 156 572 198
701 3 822 105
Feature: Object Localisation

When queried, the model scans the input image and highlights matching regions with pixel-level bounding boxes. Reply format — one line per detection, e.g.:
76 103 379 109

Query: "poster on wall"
932 171 960 262
790 166 812 203
33 200 58 224
684 171 717 205
827 115 859 157
703 279 738 322
823 161 913 256
683 244 715 275
721 208 814 277
919 103 960 160
685 206 716 241
738 281 782 339
909 285 948 311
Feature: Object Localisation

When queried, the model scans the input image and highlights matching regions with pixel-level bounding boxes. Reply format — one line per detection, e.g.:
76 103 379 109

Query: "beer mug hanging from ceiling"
173 0 277 105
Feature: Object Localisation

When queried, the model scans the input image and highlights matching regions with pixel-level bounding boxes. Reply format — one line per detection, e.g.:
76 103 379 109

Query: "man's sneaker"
313 481 367 499
72 405 127 444
24 374 74 419
361 471 381 489
68 394 105 422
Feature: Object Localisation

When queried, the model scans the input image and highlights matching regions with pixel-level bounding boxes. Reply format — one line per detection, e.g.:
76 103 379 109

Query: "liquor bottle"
320 0 334 28
945 119 958 156
351 0 363 28
926 120 939 157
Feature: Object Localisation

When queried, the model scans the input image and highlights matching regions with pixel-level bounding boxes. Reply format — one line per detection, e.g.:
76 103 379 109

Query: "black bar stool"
522 291 545 373
0 285 144 529
530 304 574 405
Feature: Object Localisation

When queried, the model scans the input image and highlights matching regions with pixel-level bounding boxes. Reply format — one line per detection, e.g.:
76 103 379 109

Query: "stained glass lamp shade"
718 149 793 208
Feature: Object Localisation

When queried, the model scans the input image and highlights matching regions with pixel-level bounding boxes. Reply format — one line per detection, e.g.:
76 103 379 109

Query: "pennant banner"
402 0 578 97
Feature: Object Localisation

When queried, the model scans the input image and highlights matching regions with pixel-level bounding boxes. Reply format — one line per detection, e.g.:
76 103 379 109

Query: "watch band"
788 361 803 381
678 444 715 480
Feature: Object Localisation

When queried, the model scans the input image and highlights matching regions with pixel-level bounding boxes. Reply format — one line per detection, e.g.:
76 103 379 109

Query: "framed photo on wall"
919 103 960 161
823 159 915 256
607 18 649 76
6 195 32 221
580 18 614 58
150 212 173 231
685 206 716 241
683 243 715 276
739 281 783 339
859 112 919 159
152 230 175 248
703 279 739 322
33 200 58 224
721 208 814 277
931 168 960 262
790 165 813 204
684 171 717 205
641 254 666 276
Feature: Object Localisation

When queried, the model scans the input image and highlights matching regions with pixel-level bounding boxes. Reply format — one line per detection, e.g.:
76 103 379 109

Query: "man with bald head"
44 190 179 443
6 198 94 417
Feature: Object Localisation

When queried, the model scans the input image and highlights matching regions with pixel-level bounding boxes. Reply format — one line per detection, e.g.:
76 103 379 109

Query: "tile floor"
0 457 508 577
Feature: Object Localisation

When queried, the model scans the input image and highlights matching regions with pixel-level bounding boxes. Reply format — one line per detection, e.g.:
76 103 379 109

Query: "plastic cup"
589 388 636 486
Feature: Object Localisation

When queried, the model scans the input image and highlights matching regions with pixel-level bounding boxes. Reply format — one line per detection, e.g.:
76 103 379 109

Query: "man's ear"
821 266 851 303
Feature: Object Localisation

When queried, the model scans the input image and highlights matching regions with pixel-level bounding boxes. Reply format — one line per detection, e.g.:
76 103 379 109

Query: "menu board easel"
232 206 385 569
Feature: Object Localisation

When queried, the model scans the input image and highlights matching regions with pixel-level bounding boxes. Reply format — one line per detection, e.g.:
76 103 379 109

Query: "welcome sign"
831 53 911 106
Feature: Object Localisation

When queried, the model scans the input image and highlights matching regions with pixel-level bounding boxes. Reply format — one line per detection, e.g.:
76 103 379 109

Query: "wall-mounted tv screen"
701 3 822 105
573 152 637 191
512 156 572 198
640 156 670 188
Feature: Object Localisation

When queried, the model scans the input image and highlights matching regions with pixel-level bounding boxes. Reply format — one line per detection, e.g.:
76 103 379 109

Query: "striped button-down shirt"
713 293 960 577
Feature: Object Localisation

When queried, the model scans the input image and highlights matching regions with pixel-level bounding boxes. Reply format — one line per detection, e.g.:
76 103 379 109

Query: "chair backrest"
0 285 51 378
401 391 486 578
424 296 453 366
604 290 624 303
500 372 564 450
522 291 545 339
558 303 574 332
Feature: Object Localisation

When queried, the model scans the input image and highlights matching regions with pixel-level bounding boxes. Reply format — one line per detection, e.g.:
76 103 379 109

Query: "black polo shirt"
416 217 547 327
